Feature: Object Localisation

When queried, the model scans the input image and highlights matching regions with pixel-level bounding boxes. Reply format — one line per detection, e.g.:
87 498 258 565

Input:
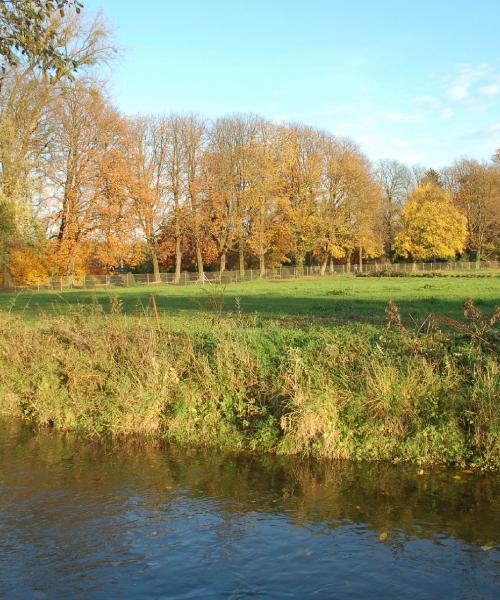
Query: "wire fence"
4 260 499 292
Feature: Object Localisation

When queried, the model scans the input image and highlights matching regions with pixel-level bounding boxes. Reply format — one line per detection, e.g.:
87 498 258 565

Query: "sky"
84 0 500 168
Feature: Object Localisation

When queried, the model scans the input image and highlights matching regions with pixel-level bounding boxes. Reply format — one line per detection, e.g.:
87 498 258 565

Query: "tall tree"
46 82 129 276
0 11 112 284
129 116 172 282
206 115 258 274
278 124 324 267
181 114 207 279
315 136 353 274
447 159 499 264
245 120 290 276
376 159 413 257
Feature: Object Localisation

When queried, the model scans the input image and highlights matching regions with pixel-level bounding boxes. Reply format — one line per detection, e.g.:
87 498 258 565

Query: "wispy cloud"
383 111 422 122
479 84 498 96
443 63 499 107
462 122 500 139
446 84 468 101
415 95 442 110
415 64 499 123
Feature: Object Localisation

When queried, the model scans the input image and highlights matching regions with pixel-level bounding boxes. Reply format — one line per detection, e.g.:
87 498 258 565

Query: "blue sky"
85 0 500 167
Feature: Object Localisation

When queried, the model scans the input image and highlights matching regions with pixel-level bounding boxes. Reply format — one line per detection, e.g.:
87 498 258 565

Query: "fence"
4 260 499 292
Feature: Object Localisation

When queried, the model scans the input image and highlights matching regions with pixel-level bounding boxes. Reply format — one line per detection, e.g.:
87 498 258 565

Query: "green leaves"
0 0 84 76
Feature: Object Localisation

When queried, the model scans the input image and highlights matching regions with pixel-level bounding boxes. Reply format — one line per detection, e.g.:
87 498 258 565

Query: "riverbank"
0 294 498 469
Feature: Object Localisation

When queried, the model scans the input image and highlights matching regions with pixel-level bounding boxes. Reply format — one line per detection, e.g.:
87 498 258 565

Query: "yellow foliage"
393 183 467 261
8 245 51 285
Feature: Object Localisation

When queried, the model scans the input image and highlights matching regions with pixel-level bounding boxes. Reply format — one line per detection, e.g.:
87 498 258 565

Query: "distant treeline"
0 9 499 286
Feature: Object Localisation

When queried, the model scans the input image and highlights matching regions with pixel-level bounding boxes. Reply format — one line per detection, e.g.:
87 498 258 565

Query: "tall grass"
0 300 498 468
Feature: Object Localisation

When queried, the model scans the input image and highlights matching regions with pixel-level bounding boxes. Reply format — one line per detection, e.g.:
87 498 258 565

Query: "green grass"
1 274 499 329
0 274 498 469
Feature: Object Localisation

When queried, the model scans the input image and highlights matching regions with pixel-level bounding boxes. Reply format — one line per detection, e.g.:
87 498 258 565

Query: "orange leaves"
8 245 51 285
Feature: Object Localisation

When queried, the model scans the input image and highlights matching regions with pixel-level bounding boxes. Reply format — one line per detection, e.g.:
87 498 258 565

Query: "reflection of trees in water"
1 418 498 549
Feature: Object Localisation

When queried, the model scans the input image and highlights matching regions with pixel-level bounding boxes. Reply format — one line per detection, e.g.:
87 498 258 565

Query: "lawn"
1 274 499 328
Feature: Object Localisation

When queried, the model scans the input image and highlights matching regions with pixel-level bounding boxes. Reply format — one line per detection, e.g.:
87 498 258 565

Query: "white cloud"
446 84 468 101
441 108 453 119
383 111 421 122
479 84 498 96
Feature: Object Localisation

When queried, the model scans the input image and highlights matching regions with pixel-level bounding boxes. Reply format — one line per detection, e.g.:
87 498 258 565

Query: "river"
0 419 498 599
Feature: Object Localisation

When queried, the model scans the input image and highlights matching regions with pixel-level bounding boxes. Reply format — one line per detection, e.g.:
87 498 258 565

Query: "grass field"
1 273 499 468
1 274 499 328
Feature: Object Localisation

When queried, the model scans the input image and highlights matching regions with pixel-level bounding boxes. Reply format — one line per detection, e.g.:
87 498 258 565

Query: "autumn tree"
203 141 236 274
90 121 140 272
278 124 324 267
162 115 187 283
376 159 413 257
446 158 499 264
45 81 131 276
0 11 112 284
181 114 207 279
205 115 259 274
314 136 353 274
128 116 172 281
393 182 467 263
244 120 290 276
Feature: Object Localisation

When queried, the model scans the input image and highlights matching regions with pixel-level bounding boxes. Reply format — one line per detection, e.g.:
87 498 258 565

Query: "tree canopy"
393 183 468 261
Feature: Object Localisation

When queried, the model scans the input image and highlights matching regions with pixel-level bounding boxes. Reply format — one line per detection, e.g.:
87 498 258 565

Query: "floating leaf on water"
379 532 388 541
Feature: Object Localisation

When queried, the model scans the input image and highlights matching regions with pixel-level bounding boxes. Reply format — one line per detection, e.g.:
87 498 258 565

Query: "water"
0 419 498 599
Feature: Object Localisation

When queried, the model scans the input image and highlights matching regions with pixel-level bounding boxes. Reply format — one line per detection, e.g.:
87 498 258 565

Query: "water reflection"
0 419 498 599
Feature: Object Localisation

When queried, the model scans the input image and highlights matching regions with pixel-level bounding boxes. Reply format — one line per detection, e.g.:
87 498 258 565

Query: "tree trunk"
475 248 481 269
174 235 182 284
219 252 226 275
359 246 363 272
329 256 334 274
195 241 204 280
238 239 245 277
320 254 328 276
259 251 265 278
2 262 13 288
346 251 352 273
67 255 76 286
151 246 160 282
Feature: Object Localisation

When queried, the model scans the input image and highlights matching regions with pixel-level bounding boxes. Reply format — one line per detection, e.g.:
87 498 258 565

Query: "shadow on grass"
1 288 497 325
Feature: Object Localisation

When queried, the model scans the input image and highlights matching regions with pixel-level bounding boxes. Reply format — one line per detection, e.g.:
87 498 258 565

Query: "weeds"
0 299 498 469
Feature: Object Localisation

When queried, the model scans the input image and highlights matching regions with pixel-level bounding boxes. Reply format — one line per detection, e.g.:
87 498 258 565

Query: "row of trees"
1 9 499 285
